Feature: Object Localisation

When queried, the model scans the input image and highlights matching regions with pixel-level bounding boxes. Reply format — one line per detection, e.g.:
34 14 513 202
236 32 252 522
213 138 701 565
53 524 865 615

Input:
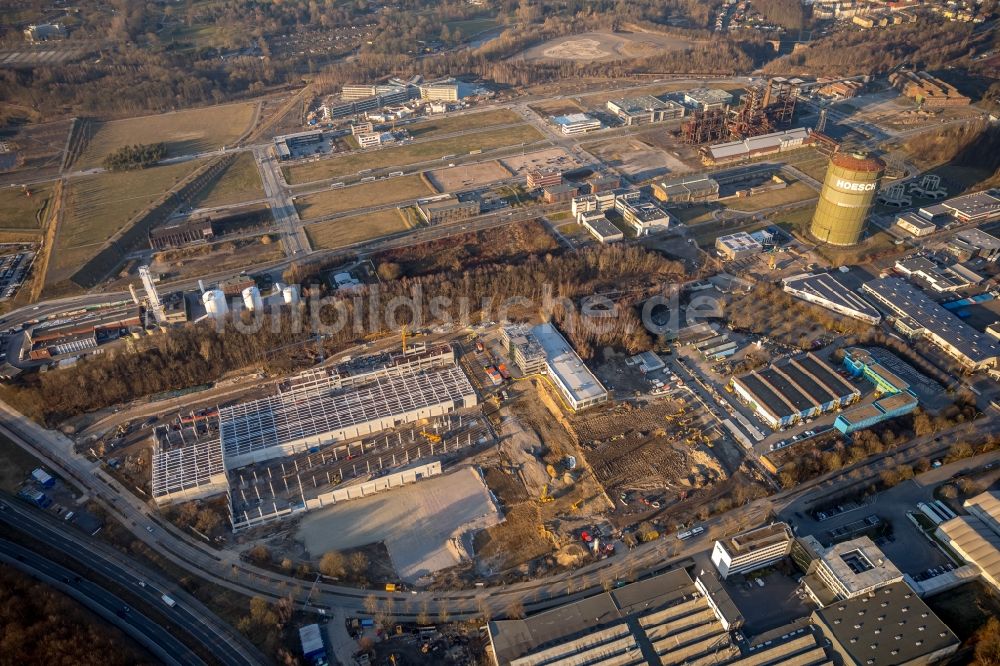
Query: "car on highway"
146 526 154 533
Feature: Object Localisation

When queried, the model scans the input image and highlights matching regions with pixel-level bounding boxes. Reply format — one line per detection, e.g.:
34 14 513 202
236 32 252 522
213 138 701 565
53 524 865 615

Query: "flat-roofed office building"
711 522 794 578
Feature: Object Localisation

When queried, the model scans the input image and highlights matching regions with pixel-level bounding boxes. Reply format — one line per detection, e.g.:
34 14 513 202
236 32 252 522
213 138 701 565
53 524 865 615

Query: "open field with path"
578 81 743 107
726 182 818 212
0 183 54 230
73 102 257 169
515 30 697 63
283 125 544 185
294 174 433 220
48 160 206 283
0 119 74 187
192 152 264 208
428 160 510 191
406 108 522 140
305 209 410 249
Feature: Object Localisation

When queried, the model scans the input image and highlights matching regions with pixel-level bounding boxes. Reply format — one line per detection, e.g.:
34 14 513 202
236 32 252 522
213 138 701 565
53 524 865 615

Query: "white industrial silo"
242 285 263 312
282 284 300 305
203 289 228 317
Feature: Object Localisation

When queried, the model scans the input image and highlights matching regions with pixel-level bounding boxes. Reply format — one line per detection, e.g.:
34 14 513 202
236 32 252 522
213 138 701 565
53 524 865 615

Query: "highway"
0 537 205 666
0 495 267 665
0 389 987 622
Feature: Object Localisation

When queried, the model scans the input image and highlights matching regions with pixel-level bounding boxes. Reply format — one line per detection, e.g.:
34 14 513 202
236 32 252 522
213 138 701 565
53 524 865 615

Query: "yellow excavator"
419 430 442 443
539 484 554 503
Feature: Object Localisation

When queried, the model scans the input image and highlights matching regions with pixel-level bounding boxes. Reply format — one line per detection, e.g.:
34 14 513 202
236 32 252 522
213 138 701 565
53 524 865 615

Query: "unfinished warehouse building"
730 353 860 429
220 344 477 468
229 407 494 530
151 428 227 505
150 345 485 527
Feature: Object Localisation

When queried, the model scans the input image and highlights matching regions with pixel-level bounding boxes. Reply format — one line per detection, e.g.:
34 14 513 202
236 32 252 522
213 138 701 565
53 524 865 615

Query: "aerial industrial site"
1 0 999 663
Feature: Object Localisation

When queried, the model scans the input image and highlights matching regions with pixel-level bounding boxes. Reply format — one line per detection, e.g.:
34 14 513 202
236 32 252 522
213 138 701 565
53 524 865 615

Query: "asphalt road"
0 537 205 666
0 496 266 666
0 391 985 622
254 146 310 257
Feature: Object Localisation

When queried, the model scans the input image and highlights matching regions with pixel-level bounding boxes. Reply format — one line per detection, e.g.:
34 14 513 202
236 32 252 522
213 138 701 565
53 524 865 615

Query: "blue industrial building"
835 348 919 434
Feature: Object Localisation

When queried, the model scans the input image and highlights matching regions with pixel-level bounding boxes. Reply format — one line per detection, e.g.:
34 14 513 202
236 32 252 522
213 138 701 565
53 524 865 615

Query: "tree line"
765 22 981 77
102 142 167 171
3 244 687 424
314 32 764 94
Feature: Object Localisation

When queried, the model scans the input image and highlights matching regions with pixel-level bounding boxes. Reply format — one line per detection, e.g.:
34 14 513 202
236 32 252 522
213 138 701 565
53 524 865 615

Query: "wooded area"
2 244 686 424
102 143 167 171
0 564 153 665
766 22 984 76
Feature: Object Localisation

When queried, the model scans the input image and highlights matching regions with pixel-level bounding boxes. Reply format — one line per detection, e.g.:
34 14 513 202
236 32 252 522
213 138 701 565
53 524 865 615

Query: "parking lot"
691 550 814 637
779 477 952 577
0 249 35 301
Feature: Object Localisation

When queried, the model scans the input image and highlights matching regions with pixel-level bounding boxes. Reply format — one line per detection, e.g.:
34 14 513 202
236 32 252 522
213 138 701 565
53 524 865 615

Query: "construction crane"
539 485 554 503
419 430 441 444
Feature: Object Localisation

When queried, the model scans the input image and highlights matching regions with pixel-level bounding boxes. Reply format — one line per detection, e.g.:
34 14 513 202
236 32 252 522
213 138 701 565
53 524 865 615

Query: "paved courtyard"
297 466 501 581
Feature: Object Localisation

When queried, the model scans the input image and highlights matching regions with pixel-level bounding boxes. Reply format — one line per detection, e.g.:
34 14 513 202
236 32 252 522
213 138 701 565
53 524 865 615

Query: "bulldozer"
539 484 554 503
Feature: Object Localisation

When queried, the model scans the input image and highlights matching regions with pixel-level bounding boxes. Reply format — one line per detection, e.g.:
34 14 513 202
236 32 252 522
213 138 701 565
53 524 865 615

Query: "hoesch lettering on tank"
834 179 878 192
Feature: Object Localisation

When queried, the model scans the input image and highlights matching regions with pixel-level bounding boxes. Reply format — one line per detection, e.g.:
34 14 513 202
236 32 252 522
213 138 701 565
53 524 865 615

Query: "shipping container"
31 468 55 488
299 623 325 661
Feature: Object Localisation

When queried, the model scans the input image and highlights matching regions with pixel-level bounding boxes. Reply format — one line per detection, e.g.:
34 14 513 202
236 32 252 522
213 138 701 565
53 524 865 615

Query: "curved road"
0 537 205 666
0 497 266 665
0 394 984 621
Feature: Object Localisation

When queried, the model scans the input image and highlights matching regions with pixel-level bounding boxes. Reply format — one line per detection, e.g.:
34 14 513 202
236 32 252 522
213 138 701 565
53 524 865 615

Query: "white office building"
552 113 602 135
711 522 794 579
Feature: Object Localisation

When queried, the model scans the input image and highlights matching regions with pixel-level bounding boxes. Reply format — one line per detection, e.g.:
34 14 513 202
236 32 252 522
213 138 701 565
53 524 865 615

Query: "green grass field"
192 152 264 208
406 108 523 140
305 209 410 249
672 204 718 225
49 160 206 283
726 182 818 213
294 175 433 220
161 23 225 51
0 184 54 230
74 102 257 169
445 16 499 35
284 124 544 185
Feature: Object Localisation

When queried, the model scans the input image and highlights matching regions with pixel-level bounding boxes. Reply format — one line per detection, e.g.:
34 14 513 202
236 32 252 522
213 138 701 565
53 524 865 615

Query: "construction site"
145 318 743 583
150 342 490 531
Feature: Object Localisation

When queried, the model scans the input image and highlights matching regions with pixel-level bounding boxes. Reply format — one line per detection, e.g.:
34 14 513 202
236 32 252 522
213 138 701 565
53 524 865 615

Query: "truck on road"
161 594 177 607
